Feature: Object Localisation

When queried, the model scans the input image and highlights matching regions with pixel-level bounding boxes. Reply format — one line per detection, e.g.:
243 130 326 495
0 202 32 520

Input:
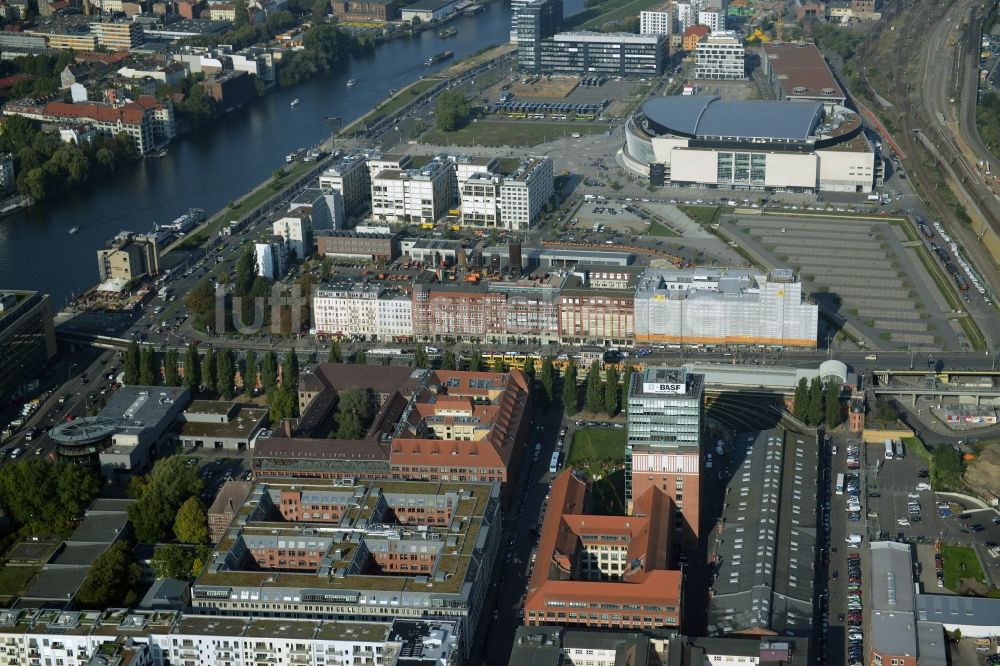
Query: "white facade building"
313 282 381 338
376 292 414 340
318 153 370 216
695 31 745 79
675 3 695 32
313 284 414 340
498 156 554 230
371 159 454 224
461 172 503 228
254 236 287 279
273 212 312 259
289 187 345 230
698 8 725 31
633 268 818 347
640 8 672 35
0 608 459 666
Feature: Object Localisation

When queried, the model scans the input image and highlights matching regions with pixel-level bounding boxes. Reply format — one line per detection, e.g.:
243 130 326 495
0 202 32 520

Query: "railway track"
852 0 1000 312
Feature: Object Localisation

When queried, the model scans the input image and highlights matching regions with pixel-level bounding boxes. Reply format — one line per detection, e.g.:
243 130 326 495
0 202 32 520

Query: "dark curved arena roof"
641 96 825 141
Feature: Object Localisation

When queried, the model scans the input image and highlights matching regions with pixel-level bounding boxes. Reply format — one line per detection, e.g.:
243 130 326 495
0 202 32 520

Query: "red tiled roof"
524 469 681 617
684 24 710 37
0 74 29 90
42 98 158 125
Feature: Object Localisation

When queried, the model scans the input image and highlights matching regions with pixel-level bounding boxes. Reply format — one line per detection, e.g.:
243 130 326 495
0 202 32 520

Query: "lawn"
941 545 987 591
648 220 679 237
374 78 442 118
421 120 612 148
0 564 39 599
678 205 722 226
566 428 627 514
567 428 627 467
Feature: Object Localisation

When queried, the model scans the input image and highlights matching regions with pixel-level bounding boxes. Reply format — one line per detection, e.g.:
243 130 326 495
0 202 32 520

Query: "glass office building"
0 291 56 406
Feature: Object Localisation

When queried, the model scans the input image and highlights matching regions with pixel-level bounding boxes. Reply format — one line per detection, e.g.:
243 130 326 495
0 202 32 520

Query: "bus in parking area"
884 439 895 460
835 473 845 495
549 452 562 474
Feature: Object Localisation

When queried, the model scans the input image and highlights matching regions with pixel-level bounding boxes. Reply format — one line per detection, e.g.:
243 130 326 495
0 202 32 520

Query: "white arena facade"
623 95 877 193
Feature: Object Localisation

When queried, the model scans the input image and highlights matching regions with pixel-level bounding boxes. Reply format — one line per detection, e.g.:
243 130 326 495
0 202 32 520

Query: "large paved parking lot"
719 215 963 350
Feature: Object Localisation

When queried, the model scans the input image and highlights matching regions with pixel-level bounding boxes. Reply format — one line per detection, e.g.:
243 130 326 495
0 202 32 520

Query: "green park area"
566 428 627 515
422 120 612 148
941 545 988 592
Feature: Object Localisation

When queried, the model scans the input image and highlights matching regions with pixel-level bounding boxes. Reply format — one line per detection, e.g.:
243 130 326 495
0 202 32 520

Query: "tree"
493 358 508 373
75 541 142 609
0 460 100 535
148 455 203 507
337 388 371 439
327 341 342 363
164 348 180 387
201 347 217 393
469 351 483 372
522 359 535 389
150 544 198 580
806 376 823 426
243 349 257 391
434 89 471 132
183 345 200 389
354 350 367 365
267 385 296 423
442 350 457 370
139 346 157 385
793 377 809 420
563 360 579 414
282 350 299 388
174 497 209 545
216 348 235 400
540 357 555 405
825 381 842 428
320 257 333 281
605 366 619 417
233 243 257 297
261 350 278 391
621 364 634 408
584 362 605 414
123 340 140 385
185 278 215 327
414 346 429 369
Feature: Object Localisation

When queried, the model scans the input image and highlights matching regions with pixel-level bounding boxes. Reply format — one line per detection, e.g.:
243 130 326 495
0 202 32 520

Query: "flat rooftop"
762 41 846 101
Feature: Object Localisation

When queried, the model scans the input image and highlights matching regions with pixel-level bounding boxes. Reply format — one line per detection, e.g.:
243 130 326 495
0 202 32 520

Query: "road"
864 0 1000 315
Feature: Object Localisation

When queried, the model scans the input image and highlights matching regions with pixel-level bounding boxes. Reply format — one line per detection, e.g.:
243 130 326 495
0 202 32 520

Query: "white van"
916 482 932 491
845 533 863 545
866 354 877 361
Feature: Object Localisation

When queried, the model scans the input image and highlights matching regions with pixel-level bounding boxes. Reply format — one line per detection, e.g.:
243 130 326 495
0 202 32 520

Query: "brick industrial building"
523 469 683 631
253 366 532 505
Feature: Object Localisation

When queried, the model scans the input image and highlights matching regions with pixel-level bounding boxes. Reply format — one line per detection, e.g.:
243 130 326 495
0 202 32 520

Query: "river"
0 0 583 307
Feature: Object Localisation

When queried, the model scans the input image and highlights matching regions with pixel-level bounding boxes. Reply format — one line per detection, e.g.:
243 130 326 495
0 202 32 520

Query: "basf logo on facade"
642 382 686 395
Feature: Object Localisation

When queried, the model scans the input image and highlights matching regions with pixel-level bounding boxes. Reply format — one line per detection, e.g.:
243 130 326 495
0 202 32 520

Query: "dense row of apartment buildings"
317 152 555 230
0 607 459 666
312 267 818 348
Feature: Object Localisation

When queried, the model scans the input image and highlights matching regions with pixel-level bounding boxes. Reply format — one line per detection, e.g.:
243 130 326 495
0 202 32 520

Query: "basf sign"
642 382 686 395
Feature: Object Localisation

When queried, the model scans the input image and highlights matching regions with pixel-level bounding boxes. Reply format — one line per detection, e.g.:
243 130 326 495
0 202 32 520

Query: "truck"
867 193 881 201
158 286 171 300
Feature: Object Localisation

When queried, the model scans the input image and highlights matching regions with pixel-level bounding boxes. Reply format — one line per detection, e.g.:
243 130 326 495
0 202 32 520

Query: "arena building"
623 95 876 193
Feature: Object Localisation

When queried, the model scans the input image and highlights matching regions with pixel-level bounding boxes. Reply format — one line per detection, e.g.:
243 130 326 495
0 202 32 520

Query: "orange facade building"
524 470 683 632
